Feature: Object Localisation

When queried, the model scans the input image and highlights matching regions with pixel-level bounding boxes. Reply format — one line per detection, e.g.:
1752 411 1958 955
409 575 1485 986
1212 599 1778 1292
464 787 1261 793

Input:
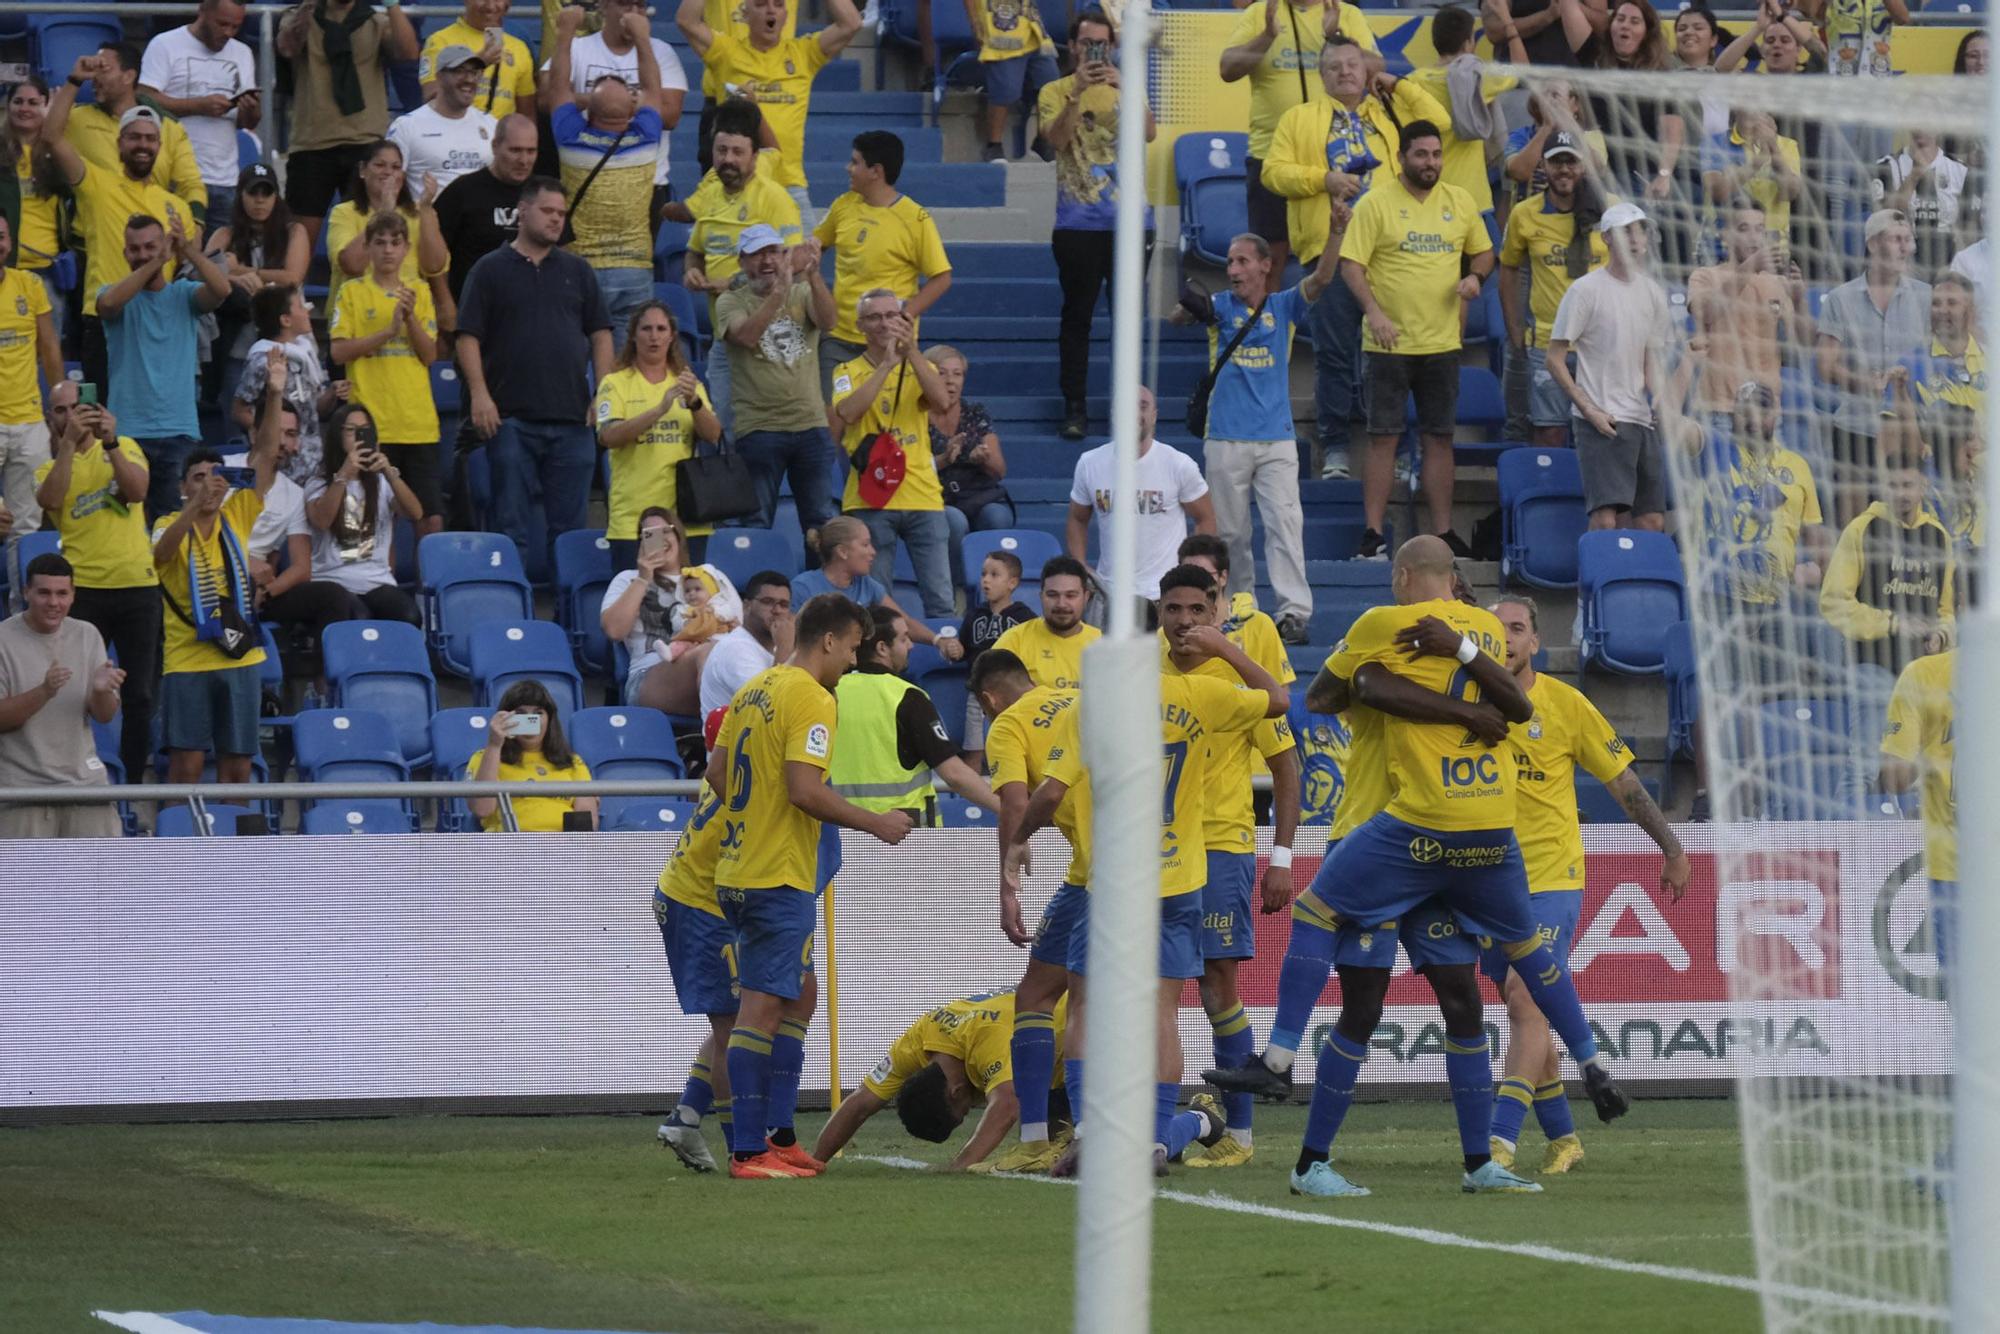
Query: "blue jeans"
705 339 734 436
943 499 1016 591
1308 273 1364 460
202 186 236 242
135 435 197 523
597 267 655 355
860 507 954 617
486 418 597 576
738 427 839 542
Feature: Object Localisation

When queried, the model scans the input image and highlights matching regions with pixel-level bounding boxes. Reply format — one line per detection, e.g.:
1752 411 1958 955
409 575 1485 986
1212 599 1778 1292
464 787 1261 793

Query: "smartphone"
216 465 258 490
1083 39 1110 65
561 810 595 832
501 713 543 737
77 382 98 407
640 526 670 558
484 25 504 44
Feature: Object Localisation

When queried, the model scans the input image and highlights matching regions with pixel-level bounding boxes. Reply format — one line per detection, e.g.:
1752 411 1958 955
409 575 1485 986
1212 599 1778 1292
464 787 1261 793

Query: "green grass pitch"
3 1100 1763 1333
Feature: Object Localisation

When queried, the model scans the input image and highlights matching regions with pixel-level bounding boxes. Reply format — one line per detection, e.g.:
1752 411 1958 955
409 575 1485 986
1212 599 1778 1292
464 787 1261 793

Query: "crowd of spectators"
0 0 1988 834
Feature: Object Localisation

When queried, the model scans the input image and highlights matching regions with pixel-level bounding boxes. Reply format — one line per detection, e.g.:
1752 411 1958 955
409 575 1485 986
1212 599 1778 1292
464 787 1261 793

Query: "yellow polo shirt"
1497 193 1609 348
1339 174 1491 356
831 351 941 512
701 33 832 189
64 102 206 213
70 161 190 317
33 438 157 590
813 191 952 345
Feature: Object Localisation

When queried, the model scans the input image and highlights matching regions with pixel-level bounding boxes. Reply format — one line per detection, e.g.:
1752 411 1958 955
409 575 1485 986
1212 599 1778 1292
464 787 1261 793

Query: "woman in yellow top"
325 139 448 311
6 77 66 333
466 680 597 832
594 299 722 569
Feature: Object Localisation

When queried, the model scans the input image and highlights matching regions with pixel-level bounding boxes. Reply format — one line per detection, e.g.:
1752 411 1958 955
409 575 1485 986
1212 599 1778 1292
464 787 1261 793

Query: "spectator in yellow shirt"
56 42 207 219
420 0 538 117
963 0 1058 164
466 680 598 831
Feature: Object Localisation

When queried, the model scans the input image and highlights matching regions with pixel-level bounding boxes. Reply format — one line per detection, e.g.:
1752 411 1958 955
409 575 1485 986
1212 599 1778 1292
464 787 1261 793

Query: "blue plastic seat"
960 530 1063 592
31 16 124 91
570 705 685 781
708 528 800 590
293 708 410 783
469 620 585 720
1754 697 1870 820
917 665 969 747
1662 620 1698 759
1575 772 1659 824
237 129 262 172
554 528 617 681
302 799 417 835
936 795 992 828
1578 531 1687 675
322 620 438 768
601 795 698 831
1498 447 1587 589
9 528 59 592
156 804 259 837
1175 132 1249 268
419 532 533 677
430 706 496 830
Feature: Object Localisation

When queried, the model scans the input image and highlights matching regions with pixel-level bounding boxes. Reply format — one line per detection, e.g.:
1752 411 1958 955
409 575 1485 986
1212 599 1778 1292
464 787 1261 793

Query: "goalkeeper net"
1501 59 1985 1328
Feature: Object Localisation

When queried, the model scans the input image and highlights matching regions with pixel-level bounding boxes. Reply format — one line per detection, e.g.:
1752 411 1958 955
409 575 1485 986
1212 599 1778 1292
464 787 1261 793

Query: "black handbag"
1185 294 1268 439
676 435 760 525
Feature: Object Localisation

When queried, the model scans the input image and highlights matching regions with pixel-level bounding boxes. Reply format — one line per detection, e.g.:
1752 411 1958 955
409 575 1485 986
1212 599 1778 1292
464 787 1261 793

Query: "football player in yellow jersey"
1013 565 1287 1176
1880 648 1957 1001
1482 597 1688 1176
711 593 914 1179
1159 557 1300 1168
970 649 1085 1174
811 991 1070 1170
992 557 1101 690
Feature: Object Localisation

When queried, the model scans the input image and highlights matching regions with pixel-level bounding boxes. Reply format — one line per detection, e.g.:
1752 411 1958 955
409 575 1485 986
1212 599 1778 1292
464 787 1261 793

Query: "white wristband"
1268 846 1293 869
1455 635 1479 665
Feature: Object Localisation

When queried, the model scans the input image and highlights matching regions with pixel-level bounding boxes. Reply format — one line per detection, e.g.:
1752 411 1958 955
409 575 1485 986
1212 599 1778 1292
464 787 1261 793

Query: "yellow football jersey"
1338 176 1492 357
1159 637 1294 853
986 685 1088 887
1509 674 1632 893
1049 674 1268 896
862 991 1069 1101
1328 599 1514 833
1329 700 1388 841
994 617 1100 691
1882 649 1956 882
657 789 726 916
714 664 837 891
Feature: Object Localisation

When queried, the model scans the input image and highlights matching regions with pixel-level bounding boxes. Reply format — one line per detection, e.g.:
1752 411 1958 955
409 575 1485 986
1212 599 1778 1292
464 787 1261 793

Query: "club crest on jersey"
13 296 25 316
1409 836 1444 864
1527 716 1543 740
785 59 797 74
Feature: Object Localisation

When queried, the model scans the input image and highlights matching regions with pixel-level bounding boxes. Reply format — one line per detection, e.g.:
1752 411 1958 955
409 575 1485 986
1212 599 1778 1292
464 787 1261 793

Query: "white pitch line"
848 1156 1943 1322
92 1314 208 1334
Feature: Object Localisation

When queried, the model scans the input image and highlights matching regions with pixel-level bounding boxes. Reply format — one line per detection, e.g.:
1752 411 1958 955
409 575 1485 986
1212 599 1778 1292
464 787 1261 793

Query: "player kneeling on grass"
812 991 1071 1171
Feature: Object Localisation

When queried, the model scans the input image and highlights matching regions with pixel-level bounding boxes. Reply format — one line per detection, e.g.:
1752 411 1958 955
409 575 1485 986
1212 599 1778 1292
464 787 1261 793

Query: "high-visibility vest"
828 670 936 820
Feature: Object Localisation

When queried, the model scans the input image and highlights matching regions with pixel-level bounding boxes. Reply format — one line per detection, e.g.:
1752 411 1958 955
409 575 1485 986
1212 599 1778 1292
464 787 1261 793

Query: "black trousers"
1051 228 1154 411
71 583 163 782
262 580 422 656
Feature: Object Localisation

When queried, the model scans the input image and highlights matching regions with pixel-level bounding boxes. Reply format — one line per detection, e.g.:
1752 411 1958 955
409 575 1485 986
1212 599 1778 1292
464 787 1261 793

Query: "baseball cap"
1864 208 1908 243
118 105 162 133
737 223 785 256
1735 380 1777 407
1598 200 1649 234
433 44 486 71
238 162 278 192
1544 130 1583 161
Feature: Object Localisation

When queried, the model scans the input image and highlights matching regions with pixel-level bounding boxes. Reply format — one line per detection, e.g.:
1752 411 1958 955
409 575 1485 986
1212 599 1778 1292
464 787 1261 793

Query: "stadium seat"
155 804 260 836
570 706 685 781
917 665 969 747
237 129 262 172
1174 132 1249 269
293 708 411 784
31 17 124 92
9 528 59 594
1498 447 1588 588
601 795 697 831
430 706 494 830
1575 772 1660 824
960 530 1063 592
322 621 438 768
1663 620 1698 759
936 795 992 828
1753 697 1877 820
469 621 585 720
419 532 533 677
1578 531 1687 675
302 799 417 835
651 282 705 365
708 528 798 591
554 529 617 681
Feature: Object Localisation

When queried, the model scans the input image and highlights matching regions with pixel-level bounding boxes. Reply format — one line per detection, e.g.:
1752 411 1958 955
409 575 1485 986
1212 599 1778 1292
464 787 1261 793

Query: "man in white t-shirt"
1546 202 1672 532
698 570 794 716
543 0 688 196
139 0 259 227
1065 385 1217 600
388 45 498 193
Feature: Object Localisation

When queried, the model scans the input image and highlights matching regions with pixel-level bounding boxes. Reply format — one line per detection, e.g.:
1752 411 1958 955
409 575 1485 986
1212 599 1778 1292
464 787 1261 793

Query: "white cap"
1598 201 1649 234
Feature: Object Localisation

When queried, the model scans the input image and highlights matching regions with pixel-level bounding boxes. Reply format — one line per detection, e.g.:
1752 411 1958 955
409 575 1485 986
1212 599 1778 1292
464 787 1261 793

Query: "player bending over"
811 991 1071 1170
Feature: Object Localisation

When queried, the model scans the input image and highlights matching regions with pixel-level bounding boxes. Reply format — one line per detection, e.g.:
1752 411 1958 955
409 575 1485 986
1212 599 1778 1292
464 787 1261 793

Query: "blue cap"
737 223 785 256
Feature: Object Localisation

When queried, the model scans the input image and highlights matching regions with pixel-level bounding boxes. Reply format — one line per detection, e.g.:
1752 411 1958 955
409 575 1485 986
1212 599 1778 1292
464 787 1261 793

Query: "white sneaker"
657 1119 717 1173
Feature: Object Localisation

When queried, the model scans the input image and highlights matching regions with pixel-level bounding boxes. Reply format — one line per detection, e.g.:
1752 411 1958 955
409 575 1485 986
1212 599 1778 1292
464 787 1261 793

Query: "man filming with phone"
1038 8 1156 443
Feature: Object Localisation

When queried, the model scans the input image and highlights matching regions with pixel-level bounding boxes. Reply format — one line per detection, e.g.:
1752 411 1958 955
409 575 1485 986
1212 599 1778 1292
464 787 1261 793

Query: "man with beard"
43 54 197 392
1497 131 1607 448
1339 120 1494 558
684 98 806 433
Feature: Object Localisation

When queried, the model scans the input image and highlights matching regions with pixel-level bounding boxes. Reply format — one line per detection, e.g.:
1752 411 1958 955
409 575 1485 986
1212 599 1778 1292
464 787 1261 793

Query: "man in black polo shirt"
433 113 540 317
456 174 613 574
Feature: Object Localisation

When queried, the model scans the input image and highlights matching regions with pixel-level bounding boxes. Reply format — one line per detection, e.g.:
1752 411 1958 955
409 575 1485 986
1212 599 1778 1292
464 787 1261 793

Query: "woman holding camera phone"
465 679 596 832
300 403 425 626
602 506 719 713
595 299 722 571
